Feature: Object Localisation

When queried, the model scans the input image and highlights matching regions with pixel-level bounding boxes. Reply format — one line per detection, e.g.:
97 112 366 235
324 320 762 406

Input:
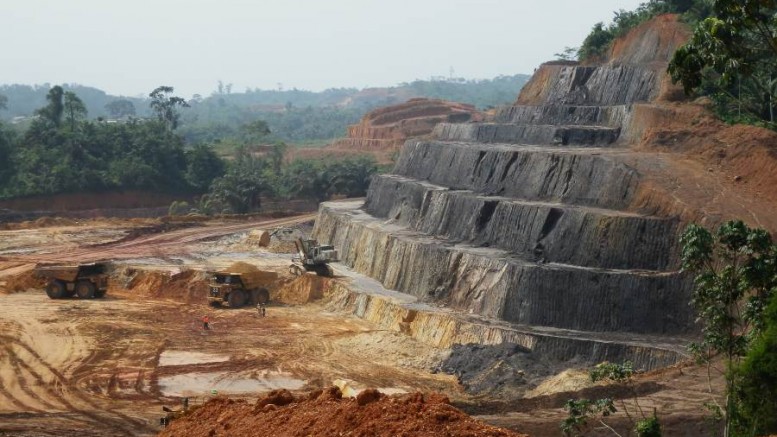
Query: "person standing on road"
202 314 210 330
261 303 266 317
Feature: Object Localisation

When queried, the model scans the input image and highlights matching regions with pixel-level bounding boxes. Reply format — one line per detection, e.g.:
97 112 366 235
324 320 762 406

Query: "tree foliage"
104 99 136 119
0 86 207 199
669 0 777 127
578 0 711 62
149 86 189 130
562 361 662 436
680 220 777 436
732 295 777 435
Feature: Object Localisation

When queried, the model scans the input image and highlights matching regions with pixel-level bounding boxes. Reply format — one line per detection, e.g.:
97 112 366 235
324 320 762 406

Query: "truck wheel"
45 280 67 299
251 288 270 305
227 289 247 308
75 280 96 299
314 264 333 277
289 264 304 276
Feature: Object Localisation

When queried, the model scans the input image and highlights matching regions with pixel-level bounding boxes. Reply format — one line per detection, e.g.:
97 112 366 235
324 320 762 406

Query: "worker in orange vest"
202 314 210 330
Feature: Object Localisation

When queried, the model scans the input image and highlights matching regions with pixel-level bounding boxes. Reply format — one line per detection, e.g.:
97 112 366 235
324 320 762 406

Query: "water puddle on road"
158 371 306 397
158 350 230 366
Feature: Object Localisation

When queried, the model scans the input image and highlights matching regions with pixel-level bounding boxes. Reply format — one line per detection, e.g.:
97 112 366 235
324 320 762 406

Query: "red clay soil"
159 387 527 437
331 98 483 152
628 101 777 232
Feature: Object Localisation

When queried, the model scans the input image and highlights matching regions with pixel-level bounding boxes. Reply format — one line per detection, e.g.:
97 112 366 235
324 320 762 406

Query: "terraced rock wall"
313 15 696 370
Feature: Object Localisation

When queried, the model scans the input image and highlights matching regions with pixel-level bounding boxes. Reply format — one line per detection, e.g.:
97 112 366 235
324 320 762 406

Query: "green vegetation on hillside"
0 86 194 198
0 74 529 147
574 0 712 62
669 0 777 129
680 221 777 436
0 85 378 211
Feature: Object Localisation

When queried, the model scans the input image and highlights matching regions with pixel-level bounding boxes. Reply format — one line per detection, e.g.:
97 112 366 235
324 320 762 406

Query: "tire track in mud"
0 334 150 436
0 214 316 265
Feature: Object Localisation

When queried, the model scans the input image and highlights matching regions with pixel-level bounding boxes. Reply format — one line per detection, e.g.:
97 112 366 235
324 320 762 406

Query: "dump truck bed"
216 270 278 290
34 266 81 282
34 263 107 282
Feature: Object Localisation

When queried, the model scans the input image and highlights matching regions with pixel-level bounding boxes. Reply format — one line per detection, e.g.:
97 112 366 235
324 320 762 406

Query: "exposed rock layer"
314 15 699 369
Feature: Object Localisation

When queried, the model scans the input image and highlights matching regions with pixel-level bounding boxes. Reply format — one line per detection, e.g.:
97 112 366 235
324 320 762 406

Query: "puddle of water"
159 371 306 397
333 379 408 397
159 350 230 366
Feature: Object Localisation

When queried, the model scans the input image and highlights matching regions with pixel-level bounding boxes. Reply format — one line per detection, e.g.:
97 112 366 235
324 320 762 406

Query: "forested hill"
0 75 528 144
0 74 529 120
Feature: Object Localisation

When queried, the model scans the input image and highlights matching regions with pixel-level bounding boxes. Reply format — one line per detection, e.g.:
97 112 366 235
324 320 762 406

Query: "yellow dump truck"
34 263 109 299
207 268 277 308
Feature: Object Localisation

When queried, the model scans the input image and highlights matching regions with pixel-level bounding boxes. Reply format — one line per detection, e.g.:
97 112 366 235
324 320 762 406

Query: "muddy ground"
0 215 723 436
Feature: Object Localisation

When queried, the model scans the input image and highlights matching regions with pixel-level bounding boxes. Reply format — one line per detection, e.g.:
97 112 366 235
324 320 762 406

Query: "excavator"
289 238 338 277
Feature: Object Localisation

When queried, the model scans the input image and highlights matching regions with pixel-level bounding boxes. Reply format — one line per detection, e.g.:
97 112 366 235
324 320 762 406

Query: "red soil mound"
332 98 483 152
159 387 526 437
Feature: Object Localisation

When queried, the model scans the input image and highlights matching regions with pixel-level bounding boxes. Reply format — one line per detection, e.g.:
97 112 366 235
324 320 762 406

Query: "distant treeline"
0 85 378 212
0 74 529 144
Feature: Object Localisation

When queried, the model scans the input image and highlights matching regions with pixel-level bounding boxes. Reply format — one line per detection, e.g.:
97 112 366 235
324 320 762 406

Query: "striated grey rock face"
432 123 621 146
365 174 679 270
313 28 696 370
317 203 693 335
493 105 629 126
392 141 640 210
536 65 660 106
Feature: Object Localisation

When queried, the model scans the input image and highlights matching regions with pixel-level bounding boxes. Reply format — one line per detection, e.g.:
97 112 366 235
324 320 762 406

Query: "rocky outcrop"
314 15 700 370
331 98 483 151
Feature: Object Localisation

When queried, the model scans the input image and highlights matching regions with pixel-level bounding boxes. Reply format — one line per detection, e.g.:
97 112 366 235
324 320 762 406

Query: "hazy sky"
0 0 645 98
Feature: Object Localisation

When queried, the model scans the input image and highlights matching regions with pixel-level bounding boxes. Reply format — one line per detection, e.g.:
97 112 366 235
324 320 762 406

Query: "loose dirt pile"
116 268 209 303
273 274 331 304
0 264 45 294
159 387 527 437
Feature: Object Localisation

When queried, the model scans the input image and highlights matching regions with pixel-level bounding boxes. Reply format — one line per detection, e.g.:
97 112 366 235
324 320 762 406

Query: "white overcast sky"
0 0 645 98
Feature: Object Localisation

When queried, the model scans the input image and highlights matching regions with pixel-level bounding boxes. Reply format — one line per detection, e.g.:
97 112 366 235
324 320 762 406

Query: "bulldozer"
289 238 338 277
207 267 277 308
35 263 109 299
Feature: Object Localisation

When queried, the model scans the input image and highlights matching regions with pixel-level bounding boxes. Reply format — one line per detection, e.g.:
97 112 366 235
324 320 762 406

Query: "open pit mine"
3 13 777 437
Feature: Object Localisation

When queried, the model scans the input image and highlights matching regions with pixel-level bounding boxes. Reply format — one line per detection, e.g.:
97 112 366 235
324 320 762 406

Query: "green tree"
240 119 271 143
554 47 580 61
680 220 777 436
328 155 377 198
149 86 189 130
0 123 14 187
185 144 226 192
669 0 777 126
732 295 777 435
63 91 87 131
35 86 65 127
0 93 7 111
562 362 662 436
207 148 272 213
104 99 136 118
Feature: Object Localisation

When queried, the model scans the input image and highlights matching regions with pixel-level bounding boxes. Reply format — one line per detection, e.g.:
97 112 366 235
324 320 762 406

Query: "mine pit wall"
314 204 694 335
393 141 640 211
515 64 660 107
432 123 621 147
492 105 630 127
322 279 684 370
364 175 680 270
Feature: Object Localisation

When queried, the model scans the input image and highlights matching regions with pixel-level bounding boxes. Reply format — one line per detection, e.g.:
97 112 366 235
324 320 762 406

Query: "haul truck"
35 263 109 299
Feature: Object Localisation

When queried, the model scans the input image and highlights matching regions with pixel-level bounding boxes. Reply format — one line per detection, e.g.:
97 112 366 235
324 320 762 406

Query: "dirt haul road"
0 214 458 436
0 214 317 265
